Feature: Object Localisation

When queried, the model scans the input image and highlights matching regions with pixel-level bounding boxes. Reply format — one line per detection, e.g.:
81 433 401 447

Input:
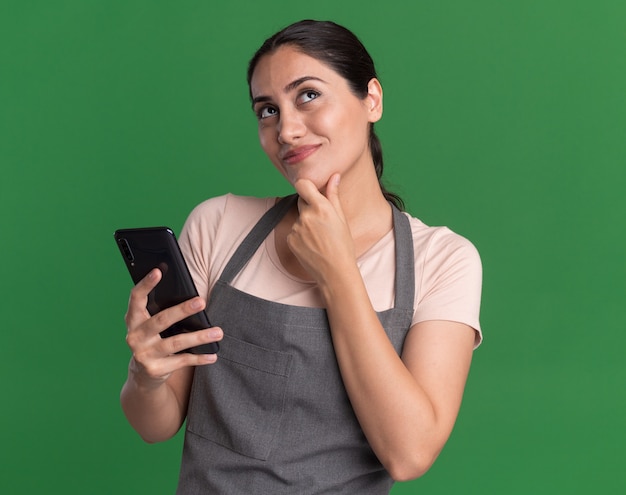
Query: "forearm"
321 268 448 480
120 360 190 443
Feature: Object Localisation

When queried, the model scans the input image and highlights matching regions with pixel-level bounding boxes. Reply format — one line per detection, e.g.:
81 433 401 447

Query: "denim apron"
177 195 415 494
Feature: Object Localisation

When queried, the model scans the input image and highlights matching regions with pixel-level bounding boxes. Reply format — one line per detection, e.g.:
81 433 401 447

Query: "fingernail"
201 354 217 364
190 298 204 310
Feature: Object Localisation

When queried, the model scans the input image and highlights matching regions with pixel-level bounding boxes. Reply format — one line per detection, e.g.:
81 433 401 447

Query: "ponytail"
370 127 404 211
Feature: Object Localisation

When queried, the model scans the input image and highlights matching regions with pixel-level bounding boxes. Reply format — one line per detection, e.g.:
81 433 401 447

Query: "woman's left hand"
288 174 356 286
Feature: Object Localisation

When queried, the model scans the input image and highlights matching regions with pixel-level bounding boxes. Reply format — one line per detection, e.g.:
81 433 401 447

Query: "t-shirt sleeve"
414 229 483 347
178 195 229 302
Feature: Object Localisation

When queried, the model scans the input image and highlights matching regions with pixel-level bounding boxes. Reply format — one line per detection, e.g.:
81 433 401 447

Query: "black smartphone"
114 227 218 354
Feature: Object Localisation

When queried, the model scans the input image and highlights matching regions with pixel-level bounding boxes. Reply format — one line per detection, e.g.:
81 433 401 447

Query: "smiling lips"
281 144 321 165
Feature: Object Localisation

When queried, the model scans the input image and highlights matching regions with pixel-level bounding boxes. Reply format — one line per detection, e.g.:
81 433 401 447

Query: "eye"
256 105 278 120
297 90 320 105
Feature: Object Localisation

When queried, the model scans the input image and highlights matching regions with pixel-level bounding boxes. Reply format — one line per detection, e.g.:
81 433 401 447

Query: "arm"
289 177 477 480
120 268 223 443
324 274 474 480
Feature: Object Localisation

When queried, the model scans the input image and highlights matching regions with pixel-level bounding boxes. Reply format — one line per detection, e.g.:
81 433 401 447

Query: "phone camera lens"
118 238 134 262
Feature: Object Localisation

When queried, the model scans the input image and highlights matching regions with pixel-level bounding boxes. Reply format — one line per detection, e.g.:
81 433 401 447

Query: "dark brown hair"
247 20 404 210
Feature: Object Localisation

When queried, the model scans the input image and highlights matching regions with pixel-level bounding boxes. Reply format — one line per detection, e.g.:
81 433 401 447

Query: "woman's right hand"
124 268 223 388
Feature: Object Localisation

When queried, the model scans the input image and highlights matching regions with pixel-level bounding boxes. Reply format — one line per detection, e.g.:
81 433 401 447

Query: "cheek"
314 108 341 133
258 128 285 175
258 127 276 153
319 104 365 143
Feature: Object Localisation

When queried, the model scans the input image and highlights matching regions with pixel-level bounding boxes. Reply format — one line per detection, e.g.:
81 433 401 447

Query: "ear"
365 78 383 123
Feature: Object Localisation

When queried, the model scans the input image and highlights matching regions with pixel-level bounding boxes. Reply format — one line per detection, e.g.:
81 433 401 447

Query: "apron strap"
391 205 415 312
218 194 298 284
218 194 415 312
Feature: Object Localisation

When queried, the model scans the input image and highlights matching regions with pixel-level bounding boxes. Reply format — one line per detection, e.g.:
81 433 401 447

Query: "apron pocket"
187 333 293 461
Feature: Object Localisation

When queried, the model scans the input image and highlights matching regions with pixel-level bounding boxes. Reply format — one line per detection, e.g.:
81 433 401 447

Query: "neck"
336 167 393 245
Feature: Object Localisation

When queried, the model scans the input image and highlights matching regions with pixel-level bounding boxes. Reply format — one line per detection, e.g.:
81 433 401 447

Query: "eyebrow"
251 76 326 107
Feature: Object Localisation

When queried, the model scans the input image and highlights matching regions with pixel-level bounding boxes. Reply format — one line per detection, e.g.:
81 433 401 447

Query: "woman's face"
249 45 382 191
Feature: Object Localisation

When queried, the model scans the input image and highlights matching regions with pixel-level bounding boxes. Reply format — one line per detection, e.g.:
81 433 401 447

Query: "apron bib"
178 195 415 494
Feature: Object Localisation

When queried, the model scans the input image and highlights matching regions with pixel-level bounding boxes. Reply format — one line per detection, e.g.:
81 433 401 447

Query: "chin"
284 172 328 192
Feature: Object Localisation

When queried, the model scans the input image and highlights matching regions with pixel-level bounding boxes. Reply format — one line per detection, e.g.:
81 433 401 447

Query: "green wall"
2 1 624 493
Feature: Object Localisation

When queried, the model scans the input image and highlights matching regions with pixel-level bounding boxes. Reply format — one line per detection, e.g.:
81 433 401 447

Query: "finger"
324 173 343 216
135 268 162 298
167 350 219 370
147 297 207 337
125 268 162 328
163 326 223 357
132 328 222 381
147 346 219 380
126 300 214 360
294 179 323 207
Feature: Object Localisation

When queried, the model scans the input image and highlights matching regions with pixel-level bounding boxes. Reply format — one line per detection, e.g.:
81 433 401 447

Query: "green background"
2 1 624 493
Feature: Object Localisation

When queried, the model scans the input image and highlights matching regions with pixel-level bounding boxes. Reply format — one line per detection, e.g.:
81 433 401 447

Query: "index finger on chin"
294 179 320 206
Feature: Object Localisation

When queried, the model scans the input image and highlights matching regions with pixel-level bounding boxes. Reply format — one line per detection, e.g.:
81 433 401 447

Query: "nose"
277 108 305 144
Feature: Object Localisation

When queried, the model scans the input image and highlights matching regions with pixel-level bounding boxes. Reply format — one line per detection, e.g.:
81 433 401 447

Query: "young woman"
121 20 482 494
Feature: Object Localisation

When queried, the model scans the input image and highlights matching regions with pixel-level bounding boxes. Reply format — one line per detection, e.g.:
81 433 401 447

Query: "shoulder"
186 193 272 222
402 212 483 346
403 212 481 269
184 194 275 234
181 194 275 248
179 194 280 297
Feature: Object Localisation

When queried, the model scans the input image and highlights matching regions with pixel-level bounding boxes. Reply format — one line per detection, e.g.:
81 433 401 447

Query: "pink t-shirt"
179 194 482 347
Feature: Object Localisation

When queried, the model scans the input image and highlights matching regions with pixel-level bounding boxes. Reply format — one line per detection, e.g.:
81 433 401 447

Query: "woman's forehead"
250 46 340 96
